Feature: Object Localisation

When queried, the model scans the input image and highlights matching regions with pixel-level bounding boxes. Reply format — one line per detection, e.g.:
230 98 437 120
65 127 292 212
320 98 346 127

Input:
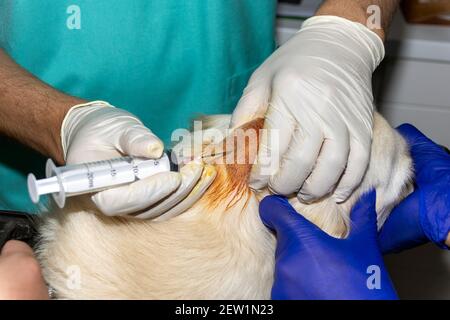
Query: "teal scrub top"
0 0 276 212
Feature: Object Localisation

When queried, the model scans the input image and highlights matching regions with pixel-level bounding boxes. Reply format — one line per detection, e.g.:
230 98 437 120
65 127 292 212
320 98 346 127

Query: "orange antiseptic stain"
203 118 264 210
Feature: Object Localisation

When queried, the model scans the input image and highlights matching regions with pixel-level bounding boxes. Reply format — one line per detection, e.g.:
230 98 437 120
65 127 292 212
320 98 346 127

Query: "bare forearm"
0 49 84 163
316 0 401 40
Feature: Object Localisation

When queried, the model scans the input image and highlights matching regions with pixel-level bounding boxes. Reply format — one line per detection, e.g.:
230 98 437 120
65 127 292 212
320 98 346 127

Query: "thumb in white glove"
231 16 384 203
61 101 215 218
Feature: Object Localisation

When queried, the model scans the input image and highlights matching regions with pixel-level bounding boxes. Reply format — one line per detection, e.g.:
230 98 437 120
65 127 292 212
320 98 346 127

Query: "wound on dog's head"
203 118 265 210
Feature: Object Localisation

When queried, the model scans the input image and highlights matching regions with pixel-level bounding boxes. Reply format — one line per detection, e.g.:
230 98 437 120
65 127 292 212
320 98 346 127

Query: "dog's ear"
171 115 233 164
202 118 265 210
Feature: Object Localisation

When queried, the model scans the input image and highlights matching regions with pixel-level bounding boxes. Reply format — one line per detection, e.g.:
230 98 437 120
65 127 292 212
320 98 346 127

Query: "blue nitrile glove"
260 192 398 300
378 124 450 254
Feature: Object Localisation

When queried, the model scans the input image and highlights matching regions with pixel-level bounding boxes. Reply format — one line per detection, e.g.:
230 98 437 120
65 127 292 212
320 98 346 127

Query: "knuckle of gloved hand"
302 174 337 199
276 259 296 278
287 152 314 169
273 68 307 91
352 150 370 169
301 187 328 201
322 153 347 171
268 181 292 196
269 166 308 195
248 67 269 84
298 185 320 202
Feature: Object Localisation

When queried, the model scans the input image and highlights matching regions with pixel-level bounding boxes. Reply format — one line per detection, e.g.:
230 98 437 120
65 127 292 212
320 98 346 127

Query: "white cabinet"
374 59 450 146
375 13 450 147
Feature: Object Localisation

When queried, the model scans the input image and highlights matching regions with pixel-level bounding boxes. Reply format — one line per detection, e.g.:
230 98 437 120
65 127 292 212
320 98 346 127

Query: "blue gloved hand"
260 192 398 300
378 124 450 253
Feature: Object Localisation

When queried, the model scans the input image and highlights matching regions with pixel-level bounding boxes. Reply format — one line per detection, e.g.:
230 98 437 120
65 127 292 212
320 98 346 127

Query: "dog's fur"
36 113 412 299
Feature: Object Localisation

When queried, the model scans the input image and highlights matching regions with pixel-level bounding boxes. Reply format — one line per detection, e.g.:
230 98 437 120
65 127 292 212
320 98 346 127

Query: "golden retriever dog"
36 112 412 299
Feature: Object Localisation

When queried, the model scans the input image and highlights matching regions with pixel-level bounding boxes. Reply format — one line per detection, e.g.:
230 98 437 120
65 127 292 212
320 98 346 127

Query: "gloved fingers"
132 162 205 219
297 125 350 203
397 123 449 158
91 171 181 216
150 165 217 221
249 101 295 190
397 124 450 183
259 195 302 231
118 125 164 159
333 138 371 203
259 195 328 237
348 190 377 239
377 191 424 254
268 125 323 196
396 124 433 150
230 74 271 129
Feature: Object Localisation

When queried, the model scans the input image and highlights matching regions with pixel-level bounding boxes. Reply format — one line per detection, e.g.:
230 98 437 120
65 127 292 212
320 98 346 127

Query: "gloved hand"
61 101 216 219
231 16 384 203
379 124 450 253
260 192 398 300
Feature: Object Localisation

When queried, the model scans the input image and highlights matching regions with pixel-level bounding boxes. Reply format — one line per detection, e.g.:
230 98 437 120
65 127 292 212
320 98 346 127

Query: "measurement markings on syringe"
84 163 95 189
132 159 160 177
110 159 117 177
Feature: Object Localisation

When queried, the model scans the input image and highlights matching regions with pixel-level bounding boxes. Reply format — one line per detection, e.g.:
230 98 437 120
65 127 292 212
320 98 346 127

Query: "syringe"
28 153 177 208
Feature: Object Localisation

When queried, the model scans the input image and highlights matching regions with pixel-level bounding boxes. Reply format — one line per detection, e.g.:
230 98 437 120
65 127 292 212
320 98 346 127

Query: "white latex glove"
61 101 216 219
231 16 384 203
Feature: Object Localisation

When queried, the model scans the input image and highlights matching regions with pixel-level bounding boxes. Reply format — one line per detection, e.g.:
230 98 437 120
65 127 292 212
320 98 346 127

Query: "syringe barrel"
28 153 172 208
58 162 137 194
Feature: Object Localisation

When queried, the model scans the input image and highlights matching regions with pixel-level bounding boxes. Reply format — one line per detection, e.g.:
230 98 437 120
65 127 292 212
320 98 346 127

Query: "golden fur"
36 113 412 299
